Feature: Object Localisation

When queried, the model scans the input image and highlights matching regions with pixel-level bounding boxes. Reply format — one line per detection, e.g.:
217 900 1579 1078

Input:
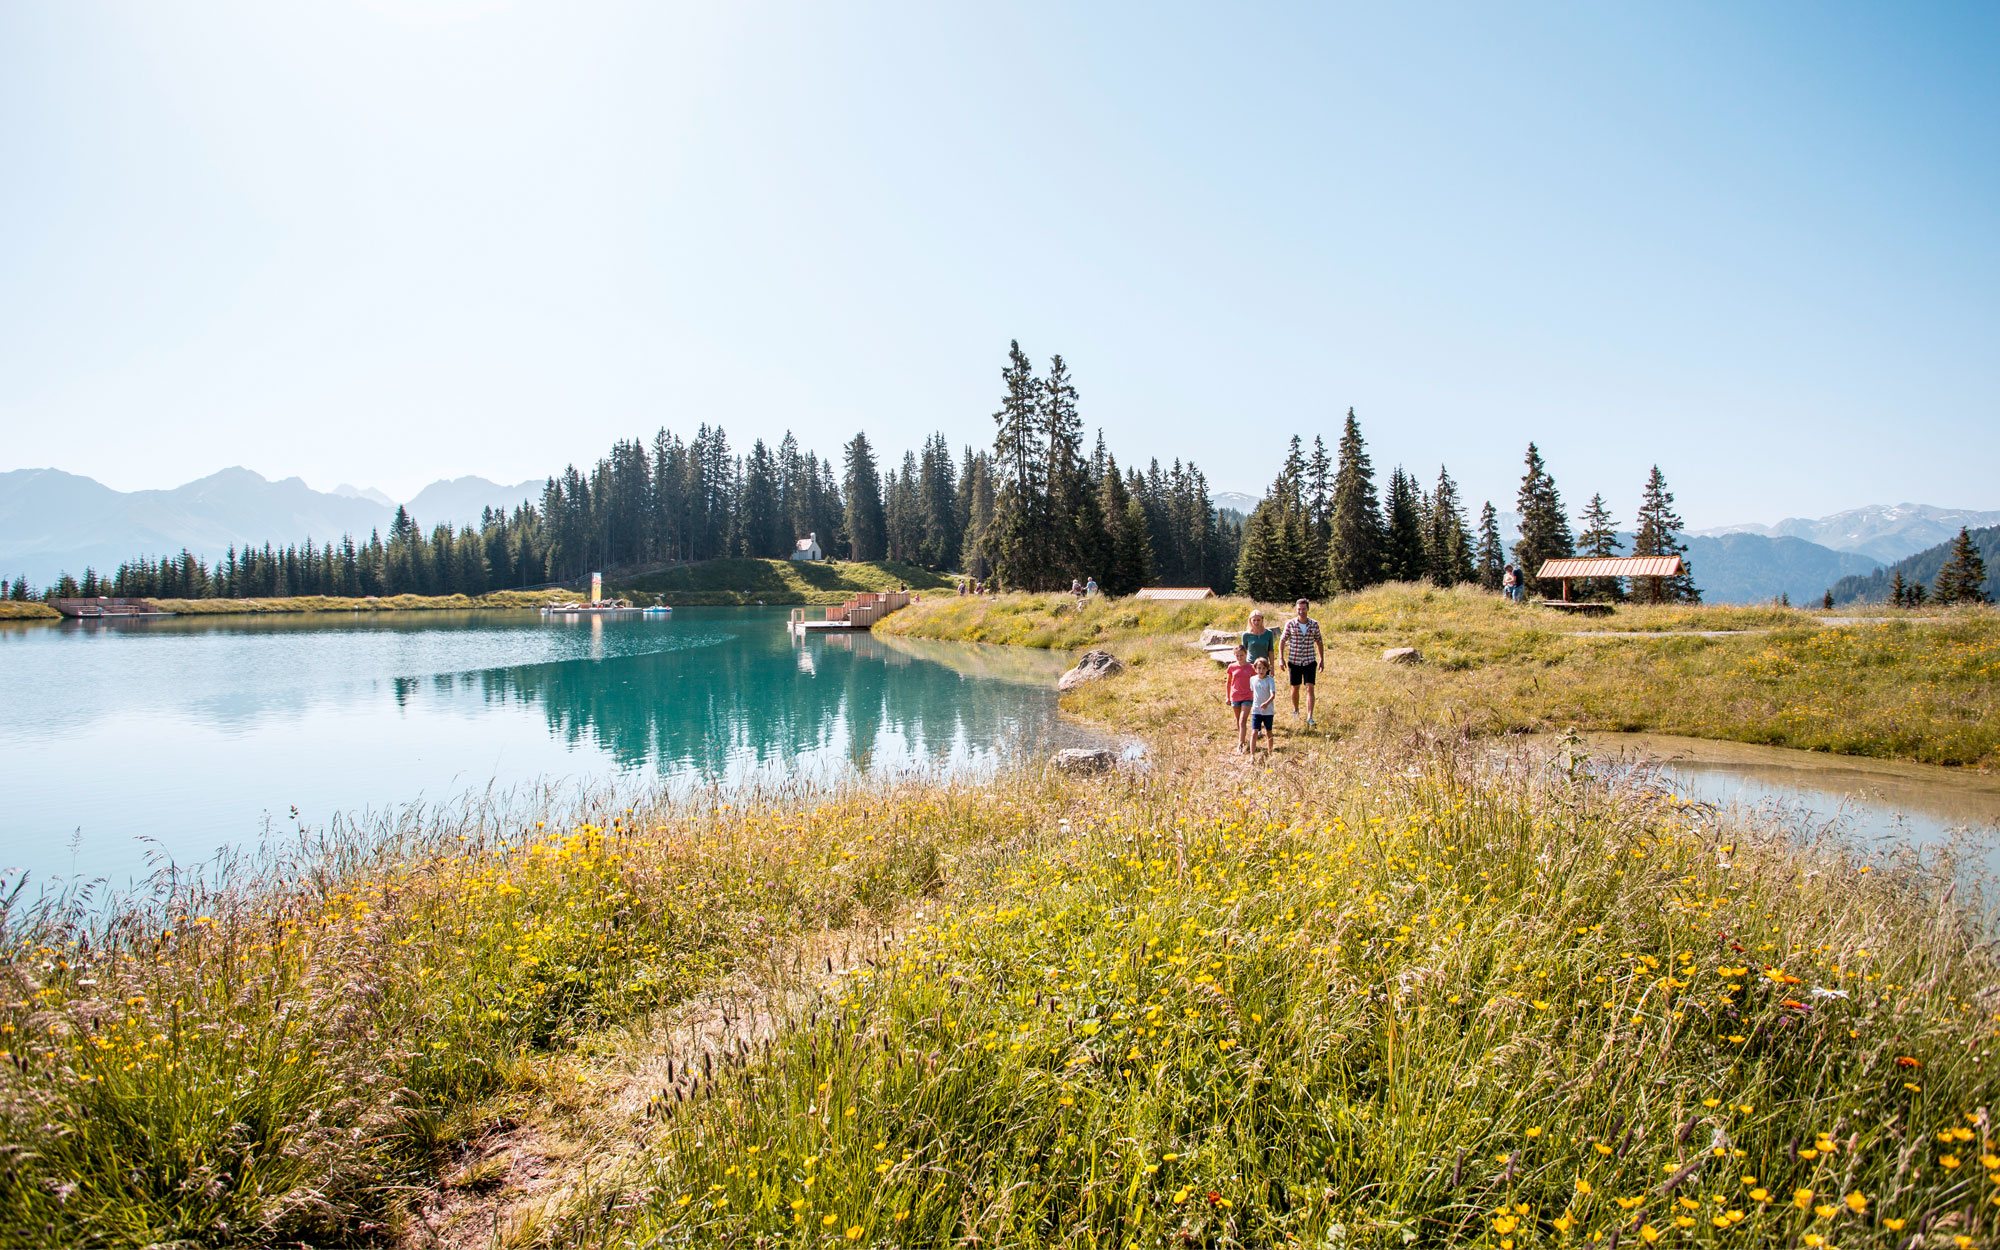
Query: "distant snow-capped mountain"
0 468 543 587
1696 504 2000 566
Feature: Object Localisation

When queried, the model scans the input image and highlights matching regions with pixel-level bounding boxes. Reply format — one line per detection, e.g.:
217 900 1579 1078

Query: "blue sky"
1 2 1994 527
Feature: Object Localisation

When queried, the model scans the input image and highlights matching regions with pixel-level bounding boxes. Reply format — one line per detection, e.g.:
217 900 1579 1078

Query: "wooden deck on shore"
789 591 913 638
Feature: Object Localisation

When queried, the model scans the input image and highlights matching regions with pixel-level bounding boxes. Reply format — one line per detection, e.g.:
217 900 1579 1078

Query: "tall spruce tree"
1475 502 1505 591
1098 454 1153 595
986 341 1046 589
1381 466 1426 583
1932 526 1991 605
1511 443 1573 596
1325 408 1384 594
1631 465 1698 604
1039 354 1094 581
1423 466 1476 586
1575 492 1626 602
841 432 887 561
917 434 959 570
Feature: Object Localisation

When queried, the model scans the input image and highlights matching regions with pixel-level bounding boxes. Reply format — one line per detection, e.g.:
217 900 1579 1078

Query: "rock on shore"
1058 649 1125 692
1050 747 1118 773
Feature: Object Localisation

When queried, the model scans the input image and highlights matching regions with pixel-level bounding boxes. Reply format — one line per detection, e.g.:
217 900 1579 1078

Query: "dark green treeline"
1233 410 1699 604
39 344 1238 602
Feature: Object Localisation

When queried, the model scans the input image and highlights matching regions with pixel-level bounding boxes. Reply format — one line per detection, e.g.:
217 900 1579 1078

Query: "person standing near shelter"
1502 565 1521 602
1280 598 1325 726
1240 609 1278 670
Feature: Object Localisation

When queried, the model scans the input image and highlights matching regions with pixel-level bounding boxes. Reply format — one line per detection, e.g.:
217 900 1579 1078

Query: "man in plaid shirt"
1280 598 1325 727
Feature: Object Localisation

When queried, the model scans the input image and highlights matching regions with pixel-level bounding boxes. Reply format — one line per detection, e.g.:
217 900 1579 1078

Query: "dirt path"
399 920 903 1250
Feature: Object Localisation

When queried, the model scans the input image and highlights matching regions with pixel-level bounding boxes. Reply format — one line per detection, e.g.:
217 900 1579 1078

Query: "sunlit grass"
547 735 2000 1247
887 586 2000 766
0 779 1045 1245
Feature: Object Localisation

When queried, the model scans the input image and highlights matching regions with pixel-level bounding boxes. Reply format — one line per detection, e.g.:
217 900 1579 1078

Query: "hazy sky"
2 2 1994 526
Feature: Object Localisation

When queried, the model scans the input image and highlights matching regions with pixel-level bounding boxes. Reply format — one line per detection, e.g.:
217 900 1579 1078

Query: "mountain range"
1828 525 2000 605
1694 504 2000 565
0 468 541 588
5 466 1991 606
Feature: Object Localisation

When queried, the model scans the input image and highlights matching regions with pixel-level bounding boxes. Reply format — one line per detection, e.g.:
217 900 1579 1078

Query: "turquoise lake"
0 607 1081 894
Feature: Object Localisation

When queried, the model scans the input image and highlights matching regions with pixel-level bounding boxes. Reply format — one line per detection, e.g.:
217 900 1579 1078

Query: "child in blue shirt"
1249 657 1277 761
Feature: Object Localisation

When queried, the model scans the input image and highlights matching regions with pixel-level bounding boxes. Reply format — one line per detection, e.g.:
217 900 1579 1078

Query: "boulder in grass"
1198 627 1235 649
1382 647 1423 665
1051 747 1118 774
1058 649 1125 692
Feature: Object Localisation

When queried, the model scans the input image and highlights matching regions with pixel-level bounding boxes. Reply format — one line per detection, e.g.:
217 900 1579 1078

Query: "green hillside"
618 558 953 605
1829 524 1998 604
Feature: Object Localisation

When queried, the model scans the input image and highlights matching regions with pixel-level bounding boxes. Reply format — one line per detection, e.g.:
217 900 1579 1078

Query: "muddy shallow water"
1574 731 2000 877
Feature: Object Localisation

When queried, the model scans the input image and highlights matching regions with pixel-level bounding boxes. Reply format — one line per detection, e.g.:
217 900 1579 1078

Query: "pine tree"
1381 467 1426 583
1632 465 1699 604
1575 492 1626 602
986 341 1046 589
1098 455 1152 595
1932 526 1991 605
1475 502 1505 591
1888 570 1908 607
842 432 887 562
917 433 959 570
1424 467 1476 586
1511 443 1573 597
1325 408 1384 594
738 439 784 558
1234 499 1290 603
1821 589 1834 611
1040 354 1091 581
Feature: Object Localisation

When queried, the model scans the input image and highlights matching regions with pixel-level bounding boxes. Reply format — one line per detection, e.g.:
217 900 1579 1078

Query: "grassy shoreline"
4 590 1995 1246
881 586 2000 768
3 559 958 619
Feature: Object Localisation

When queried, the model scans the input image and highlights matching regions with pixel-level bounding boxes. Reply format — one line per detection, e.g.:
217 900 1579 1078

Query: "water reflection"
465 627 1072 778
0 608 1083 887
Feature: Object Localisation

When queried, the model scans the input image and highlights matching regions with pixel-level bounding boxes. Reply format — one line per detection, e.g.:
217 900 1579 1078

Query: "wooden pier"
53 597 172 619
789 591 913 638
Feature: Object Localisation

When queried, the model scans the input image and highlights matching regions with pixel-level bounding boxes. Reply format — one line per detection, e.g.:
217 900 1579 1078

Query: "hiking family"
1223 599 1325 760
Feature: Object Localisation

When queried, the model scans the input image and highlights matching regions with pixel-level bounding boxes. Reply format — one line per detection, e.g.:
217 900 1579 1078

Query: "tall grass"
546 735 1999 1247
886 587 2000 766
0 777 1046 1246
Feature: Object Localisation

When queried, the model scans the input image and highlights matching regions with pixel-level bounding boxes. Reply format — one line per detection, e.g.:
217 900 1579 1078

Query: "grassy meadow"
881 586 2000 768
0 601 59 620
2 583 1995 1247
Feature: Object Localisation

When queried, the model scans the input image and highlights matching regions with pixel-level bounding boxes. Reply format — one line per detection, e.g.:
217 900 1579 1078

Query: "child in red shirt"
1224 642 1256 753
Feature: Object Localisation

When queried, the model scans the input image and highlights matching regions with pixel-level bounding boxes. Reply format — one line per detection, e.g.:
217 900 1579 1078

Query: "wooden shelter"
1534 556 1685 612
1133 587 1216 601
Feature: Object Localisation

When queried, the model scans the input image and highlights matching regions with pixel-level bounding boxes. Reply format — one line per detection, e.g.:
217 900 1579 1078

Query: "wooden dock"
53 597 172 619
789 591 913 638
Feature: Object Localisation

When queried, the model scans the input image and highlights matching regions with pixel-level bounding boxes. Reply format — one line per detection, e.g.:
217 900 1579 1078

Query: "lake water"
0 608 1080 893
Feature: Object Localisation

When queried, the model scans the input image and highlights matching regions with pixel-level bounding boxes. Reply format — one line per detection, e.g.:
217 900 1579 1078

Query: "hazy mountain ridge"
1828 526 1999 605
0 468 542 587
1696 503 2000 565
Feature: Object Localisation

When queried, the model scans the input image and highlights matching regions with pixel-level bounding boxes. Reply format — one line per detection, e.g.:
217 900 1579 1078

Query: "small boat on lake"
641 604 672 615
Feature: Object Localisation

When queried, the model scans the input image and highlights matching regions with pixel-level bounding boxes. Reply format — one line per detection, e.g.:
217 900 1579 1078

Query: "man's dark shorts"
1288 662 1317 687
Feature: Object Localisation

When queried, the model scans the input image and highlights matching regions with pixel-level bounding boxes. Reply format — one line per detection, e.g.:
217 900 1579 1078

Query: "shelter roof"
1537 556 1684 579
